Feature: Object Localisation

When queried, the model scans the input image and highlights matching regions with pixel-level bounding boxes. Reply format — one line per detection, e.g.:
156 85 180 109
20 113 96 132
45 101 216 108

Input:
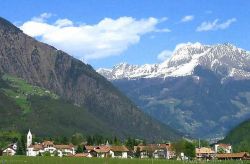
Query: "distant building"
26 130 75 157
134 143 175 159
84 145 129 158
109 146 129 158
214 143 232 154
2 143 17 156
195 147 215 159
217 152 249 160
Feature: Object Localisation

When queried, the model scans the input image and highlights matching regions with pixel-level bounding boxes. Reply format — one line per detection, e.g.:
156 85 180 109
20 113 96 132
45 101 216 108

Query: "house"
217 152 249 160
109 146 129 158
214 143 232 154
195 147 215 159
2 143 17 156
26 130 75 157
134 144 175 159
85 145 129 158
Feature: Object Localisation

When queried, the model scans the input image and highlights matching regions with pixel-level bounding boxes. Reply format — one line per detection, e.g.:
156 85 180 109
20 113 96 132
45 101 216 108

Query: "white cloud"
196 18 236 32
181 15 194 22
157 50 173 61
54 19 73 27
31 12 53 22
20 15 170 61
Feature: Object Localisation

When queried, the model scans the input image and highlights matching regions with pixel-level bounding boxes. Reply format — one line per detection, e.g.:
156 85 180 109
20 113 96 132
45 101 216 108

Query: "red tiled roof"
54 145 73 150
94 146 110 153
29 144 43 151
217 152 249 158
134 144 171 152
85 146 96 151
110 146 129 152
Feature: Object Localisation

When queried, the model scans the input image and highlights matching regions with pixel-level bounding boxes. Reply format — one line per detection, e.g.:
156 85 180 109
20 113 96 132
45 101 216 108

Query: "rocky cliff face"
0 17 180 140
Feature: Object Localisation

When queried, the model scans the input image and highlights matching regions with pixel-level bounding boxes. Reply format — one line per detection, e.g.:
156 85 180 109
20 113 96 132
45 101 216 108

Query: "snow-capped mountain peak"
97 43 250 80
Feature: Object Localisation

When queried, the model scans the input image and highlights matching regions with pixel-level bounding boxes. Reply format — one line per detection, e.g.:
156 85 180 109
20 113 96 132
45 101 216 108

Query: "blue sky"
0 0 249 68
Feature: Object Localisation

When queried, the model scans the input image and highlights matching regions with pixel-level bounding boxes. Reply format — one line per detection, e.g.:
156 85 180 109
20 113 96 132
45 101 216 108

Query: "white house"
214 144 232 154
2 143 17 156
85 145 129 158
134 144 175 159
109 146 129 158
26 130 75 157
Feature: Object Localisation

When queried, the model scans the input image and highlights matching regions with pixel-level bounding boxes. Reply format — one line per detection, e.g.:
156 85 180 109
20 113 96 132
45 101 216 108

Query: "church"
26 130 75 157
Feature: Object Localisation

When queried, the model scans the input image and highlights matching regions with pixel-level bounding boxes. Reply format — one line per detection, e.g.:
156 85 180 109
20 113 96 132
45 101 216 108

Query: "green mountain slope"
0 17 181 141
222 119 250 152
0 73 111 137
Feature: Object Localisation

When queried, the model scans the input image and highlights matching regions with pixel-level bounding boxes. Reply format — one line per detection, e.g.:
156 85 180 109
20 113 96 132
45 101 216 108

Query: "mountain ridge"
0 16 181 141
98 43 250 81
98 43 250 139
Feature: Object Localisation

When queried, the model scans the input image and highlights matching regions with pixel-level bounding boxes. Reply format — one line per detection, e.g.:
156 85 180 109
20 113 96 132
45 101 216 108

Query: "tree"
113 136 120 146
135 147 141 158
16 135 26 155
71 133 84 146
16 139 25 155
76 145 84 153
61 136 69 144
125 137 139 150
87 136 93 145
184 141 195 159
172 139 195 159
217 147 226 154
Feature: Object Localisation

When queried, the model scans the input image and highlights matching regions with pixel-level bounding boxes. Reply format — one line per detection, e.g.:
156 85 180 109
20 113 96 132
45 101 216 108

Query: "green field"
1 74 58 114
0 156 249 164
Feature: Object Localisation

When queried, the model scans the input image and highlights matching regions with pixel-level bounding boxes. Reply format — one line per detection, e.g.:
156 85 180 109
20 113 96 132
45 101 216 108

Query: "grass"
0 156 249 164
1 74 58 114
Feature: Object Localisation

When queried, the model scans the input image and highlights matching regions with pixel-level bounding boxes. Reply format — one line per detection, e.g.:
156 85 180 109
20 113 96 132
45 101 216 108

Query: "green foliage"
217 147 226 154
113 136 121 146
0 130 21 148
43 151 51 157
71 133 84 146
222 119 250 153
76 145 84 153
172 139 195 158
1 74 58 114
16 136 26 155
125 137 140 150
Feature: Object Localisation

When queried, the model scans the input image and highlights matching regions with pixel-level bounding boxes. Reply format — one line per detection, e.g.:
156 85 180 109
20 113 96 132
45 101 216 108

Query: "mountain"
0 17 181 141
222 119 250 152
98 43 250 80
98 43 250 139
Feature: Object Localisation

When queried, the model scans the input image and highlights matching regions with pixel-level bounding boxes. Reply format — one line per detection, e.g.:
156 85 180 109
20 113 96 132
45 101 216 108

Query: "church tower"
27 129 32 148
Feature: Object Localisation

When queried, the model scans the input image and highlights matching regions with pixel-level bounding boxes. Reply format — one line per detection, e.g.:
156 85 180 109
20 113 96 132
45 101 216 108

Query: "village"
1 130 250 161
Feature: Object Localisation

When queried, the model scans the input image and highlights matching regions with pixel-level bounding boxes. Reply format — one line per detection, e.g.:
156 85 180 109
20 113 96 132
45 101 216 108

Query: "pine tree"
76 145 84 153
16 139 24 155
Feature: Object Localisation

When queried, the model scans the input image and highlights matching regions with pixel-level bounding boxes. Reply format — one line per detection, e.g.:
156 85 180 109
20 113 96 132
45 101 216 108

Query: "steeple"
27 129 32 148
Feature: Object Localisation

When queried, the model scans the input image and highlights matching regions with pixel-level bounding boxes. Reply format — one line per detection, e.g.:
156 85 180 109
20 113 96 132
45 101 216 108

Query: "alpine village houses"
1 130 250 160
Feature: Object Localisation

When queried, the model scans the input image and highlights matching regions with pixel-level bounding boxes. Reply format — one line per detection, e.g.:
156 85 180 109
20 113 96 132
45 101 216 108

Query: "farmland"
0 156 248 164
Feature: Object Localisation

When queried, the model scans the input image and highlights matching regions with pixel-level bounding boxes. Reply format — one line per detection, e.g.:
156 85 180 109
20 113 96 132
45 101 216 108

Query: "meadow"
0 156 249 164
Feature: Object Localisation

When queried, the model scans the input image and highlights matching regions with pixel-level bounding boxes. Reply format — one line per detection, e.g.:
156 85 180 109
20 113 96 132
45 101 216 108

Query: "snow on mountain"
97 43 250 80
